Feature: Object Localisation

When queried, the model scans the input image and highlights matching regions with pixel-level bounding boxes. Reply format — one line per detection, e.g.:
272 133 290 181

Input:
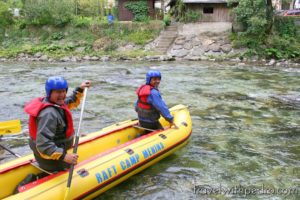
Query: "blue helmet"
146 70 161 84
45 76 68 97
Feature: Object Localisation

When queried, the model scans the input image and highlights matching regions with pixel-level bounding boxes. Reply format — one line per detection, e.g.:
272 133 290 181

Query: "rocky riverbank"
0 22 299 67
0 49 299 68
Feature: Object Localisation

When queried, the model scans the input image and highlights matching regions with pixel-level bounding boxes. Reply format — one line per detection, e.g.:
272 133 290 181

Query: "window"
203 7 214 14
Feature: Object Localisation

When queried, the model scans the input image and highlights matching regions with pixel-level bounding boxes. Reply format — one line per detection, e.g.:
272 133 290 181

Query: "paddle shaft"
0 143 21 157
0 143 52 174
133 125 156 132
65 87 88 200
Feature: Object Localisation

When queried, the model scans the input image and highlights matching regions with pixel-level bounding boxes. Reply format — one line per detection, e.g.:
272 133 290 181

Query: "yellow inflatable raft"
0 105 192 200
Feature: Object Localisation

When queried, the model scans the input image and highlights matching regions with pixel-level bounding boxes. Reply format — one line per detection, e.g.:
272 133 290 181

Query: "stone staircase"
155 24 178 54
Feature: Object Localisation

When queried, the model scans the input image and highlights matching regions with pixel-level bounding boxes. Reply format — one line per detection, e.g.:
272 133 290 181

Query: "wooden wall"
185 3 233 22
118 0 155 21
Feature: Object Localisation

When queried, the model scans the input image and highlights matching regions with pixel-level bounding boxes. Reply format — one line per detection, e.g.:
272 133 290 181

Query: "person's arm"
65 80 91 109
148 90 174 123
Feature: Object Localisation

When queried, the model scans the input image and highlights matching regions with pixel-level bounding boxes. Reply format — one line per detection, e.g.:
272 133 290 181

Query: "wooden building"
183 0 233 22
118 0 156 21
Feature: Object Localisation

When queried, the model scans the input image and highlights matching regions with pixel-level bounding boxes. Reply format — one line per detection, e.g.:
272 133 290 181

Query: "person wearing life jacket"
135 70 178 133
24 76 91 172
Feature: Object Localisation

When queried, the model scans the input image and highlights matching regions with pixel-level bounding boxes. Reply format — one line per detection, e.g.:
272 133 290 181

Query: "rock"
202 39 214 46
175 50 189 58
185 56 201 61
101 56 110 62
238 63 246 66
60 56 70 62
39 55 48 61
266 59 276 66
70 56 78 62
220 44 232 53
34 52 43 58
174 38 185 45
83 55 91 60
172 45 183 50
90 56 99 61
210 43 221 52
192 38 202 46
160 55 174 61
191 47 205 56
183 42 193 50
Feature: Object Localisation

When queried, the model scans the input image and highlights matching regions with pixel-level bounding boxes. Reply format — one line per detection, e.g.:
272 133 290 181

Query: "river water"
0 61 299 200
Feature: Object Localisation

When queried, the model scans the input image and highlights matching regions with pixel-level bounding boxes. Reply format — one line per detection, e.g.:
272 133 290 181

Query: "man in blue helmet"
135 70 178 133
24 77 91 172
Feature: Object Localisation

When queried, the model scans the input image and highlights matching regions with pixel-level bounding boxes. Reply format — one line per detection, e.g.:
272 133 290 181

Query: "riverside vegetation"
0 0 299 63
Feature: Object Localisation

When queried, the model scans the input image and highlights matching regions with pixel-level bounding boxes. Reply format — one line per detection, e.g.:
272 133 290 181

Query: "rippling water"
0 61 299 200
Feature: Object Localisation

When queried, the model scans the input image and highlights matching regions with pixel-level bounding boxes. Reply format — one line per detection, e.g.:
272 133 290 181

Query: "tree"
0 1 13 40
266 0 273 34
161 0 164 18
228 0 274 36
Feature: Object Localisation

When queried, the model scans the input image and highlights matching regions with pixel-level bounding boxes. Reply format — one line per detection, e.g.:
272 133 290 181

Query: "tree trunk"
161 0 164 18
266 0 273 34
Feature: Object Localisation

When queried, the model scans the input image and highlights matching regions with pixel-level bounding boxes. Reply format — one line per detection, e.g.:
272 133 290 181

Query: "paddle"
133 125 155 132
64 87 88 200
0 119 21 135
0 143 52 174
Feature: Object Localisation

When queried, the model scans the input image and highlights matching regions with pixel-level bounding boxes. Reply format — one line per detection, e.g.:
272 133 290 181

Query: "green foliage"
0 20 164 58
185 10 201 23
111 6 119 20
273 16 297 37
163 15 171 26
3 0 23 8
23 0 74 27
169 0 187 22
50 32 64 41
104 42 118 52
0 2 14 28
71 17 93 28
169 1 201 23
228 0 267 36
126 30 156 45
246 16 267 36
125 1 149 22
77 0 100 17
265 48 283 59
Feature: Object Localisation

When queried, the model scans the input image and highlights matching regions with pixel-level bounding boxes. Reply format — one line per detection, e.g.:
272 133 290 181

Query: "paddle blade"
0 119 22 135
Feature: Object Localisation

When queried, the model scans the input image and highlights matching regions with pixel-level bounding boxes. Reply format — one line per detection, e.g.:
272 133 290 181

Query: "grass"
0 20 164 58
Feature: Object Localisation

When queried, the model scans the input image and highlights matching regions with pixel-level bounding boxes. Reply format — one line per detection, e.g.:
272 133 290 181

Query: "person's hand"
80 80 91 89
170 122 179 129
63 153 78 165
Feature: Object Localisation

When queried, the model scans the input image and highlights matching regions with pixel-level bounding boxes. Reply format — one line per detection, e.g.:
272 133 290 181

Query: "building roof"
183 0 227 3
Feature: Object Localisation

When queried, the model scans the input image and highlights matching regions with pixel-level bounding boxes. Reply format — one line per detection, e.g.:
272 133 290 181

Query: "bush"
71 17 93 28
273 16 297 37
23 0 75 27
125 1 149 22
163 15 171 26
185 10 201 23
